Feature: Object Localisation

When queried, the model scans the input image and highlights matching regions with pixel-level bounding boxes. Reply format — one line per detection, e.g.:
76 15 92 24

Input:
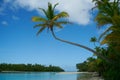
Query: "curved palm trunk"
51 30 112 63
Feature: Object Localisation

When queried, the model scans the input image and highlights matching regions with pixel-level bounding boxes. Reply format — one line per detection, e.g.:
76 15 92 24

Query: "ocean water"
0 72 92 80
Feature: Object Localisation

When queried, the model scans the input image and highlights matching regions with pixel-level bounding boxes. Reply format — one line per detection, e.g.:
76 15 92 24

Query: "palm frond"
33 24 47 28
53 21 71 29
101 31 120 44
39 8 49 18
98 27 112 41
52 12 69 21
112 15 120 25
95 13 112 27
56 21 72 24
90 37 97 42
101 37 108 45
53 3 59 11
47 2 54 19
32 16 47 22
36 27 46 36
53 22 63 28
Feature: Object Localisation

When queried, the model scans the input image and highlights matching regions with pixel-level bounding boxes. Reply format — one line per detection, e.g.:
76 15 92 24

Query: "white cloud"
13 0 48 10
53 0 94 25
12 0 94 25
1 21 8 26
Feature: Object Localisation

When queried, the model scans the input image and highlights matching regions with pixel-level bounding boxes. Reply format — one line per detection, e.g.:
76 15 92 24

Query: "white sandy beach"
58 72 104 80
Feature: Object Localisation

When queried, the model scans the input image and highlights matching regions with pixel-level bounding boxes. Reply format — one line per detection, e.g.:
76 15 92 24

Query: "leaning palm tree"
32 2 111 63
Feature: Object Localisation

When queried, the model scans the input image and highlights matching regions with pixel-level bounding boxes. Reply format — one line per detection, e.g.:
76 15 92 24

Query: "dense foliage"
77 1 120 79
77 38 120 79
92 0 120 80
0 63 64 72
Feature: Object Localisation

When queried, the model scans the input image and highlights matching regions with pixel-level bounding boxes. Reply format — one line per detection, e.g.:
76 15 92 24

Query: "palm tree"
90 37 97 46
93 0 120 45
32 2 111 63
93 0 120 57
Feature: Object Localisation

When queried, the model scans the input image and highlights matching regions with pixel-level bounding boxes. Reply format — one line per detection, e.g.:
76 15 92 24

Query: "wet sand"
58 72 90 74
58 72 104 80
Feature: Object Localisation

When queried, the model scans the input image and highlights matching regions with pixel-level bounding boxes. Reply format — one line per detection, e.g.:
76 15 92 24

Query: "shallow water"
0 72 95 80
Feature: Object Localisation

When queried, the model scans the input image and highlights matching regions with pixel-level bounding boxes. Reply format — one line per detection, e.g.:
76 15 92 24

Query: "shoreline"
58 72 91 74
0 71 104 80
0 71 96 73
58 72 104 80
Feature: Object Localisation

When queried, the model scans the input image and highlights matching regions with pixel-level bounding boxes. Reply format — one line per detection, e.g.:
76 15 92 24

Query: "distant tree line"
0 63 64 72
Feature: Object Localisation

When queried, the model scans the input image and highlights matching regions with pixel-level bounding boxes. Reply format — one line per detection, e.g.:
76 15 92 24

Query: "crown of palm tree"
90 37 97 42
32 2 70 36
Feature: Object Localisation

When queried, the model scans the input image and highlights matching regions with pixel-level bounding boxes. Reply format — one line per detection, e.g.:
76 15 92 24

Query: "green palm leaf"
98 27 112 41
53 3 59 11
33 24 47 28
53 22 63 28
95 13 112 27
52 12 69 21
36 27 46 36
32 16 47 22
39 8 49 19
56 21 72 24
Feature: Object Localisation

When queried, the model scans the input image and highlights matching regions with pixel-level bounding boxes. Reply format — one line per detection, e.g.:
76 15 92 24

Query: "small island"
0 63 64 72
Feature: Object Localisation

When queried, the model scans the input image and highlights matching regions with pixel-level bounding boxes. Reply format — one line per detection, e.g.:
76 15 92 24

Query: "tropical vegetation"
76 57 97 72
93 0 120 79
0 63 64 72
77 0 120 79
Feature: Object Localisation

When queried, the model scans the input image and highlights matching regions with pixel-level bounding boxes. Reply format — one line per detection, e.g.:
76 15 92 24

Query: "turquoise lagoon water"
0 72 92 80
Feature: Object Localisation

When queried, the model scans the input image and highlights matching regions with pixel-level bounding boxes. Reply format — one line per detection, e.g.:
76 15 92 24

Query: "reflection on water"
0 72 102 80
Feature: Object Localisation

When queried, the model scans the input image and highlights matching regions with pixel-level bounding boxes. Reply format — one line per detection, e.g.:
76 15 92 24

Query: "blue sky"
0 0 101 71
